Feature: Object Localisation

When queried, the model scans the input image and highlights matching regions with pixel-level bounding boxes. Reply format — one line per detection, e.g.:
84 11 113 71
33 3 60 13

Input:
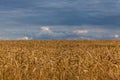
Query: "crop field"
0 40 120 80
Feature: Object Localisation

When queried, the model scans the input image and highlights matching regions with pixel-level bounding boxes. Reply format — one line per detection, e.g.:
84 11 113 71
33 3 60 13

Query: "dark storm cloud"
0 0 120 39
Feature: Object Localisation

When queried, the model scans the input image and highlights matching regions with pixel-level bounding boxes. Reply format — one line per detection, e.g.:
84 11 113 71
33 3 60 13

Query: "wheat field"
0 40 120 80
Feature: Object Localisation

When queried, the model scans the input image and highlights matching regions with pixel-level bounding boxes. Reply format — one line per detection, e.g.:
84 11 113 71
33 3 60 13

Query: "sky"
0 0 120 40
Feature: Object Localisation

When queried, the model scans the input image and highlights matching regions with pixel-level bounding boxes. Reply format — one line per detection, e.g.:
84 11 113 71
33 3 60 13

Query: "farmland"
0 40 120 80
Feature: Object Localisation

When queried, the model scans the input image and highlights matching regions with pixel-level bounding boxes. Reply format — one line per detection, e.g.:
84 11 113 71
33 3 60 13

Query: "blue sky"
0 0 120 40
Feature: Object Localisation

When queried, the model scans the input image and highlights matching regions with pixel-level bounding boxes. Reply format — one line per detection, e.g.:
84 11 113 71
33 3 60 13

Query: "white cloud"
73 29 88 34
41 26 50 31
0 25 120 40
40 26 53 34
114 34 119 38
17 36 32 40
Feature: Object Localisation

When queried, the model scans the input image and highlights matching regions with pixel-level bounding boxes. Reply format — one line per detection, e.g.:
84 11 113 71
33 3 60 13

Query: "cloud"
0 0 120 40
73 29 88 34
40 26 53 34
22 25 119 40
114 34 119 38
1 0 120 27
17 36 32 40
0 25 119 40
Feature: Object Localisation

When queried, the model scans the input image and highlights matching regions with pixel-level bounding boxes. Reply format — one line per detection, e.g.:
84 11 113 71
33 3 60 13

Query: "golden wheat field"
0 40 120 80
